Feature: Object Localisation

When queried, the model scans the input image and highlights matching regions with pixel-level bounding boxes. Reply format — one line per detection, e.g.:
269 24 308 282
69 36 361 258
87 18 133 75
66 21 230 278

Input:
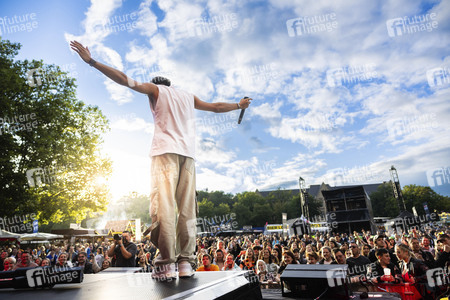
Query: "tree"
266 189 294 223
290 193 323 220
208 191 234 208
197 190 234 213
369 183 450 218
252 202 272 226
0 39 111 225
198 198 215 218
369 182 399 217
232 202 252 228
124 193 151 224
215 203 231 216
307 194 324 219
233 191 267 227
402 184 450 215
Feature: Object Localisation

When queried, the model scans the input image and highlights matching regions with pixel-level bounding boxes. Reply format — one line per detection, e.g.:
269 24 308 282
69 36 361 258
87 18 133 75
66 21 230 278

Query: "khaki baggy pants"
149 153 197 268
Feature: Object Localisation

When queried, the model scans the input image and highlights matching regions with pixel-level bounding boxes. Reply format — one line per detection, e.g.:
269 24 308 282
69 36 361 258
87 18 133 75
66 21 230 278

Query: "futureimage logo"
326 64 377 87
386 13 438 37
26 267 80 287
0 13 38 35
26 164 74 187
326 268 347 287
386 113 438 140
0 213 36 233
426 67 450 87
187 13 238 37
426 268 449 287
26 65 76 87
286 13 337 37
426 167 450 187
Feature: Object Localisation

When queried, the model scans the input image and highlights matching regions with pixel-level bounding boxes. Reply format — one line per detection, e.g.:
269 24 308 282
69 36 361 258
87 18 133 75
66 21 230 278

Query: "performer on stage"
70 40 252 279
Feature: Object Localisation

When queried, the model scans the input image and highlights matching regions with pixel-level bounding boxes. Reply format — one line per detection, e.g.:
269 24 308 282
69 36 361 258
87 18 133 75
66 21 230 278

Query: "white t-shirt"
149 85 196 159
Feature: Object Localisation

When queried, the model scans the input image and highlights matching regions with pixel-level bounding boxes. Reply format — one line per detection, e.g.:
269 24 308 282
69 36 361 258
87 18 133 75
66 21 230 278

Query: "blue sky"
1 0 450 201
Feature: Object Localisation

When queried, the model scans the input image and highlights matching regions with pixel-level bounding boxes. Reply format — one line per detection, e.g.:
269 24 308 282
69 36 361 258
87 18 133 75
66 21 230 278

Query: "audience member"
196 254 219 271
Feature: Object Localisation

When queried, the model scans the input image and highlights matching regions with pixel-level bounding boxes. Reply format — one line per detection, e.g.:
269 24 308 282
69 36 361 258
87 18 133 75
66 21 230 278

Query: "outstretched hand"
70 40 92 64
239 97 252 109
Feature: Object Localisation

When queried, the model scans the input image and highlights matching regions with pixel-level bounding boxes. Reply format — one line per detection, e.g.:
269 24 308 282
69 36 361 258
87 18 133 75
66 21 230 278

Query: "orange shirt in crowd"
196 264 220 271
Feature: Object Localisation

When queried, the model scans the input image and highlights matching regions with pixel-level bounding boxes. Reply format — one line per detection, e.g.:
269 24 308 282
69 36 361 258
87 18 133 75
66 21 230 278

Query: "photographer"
107 231 137 267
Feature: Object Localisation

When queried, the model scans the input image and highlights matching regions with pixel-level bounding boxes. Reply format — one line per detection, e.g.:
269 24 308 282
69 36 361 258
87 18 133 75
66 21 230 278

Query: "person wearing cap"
70 40 252 280
368 234 399 267
435 234 450 269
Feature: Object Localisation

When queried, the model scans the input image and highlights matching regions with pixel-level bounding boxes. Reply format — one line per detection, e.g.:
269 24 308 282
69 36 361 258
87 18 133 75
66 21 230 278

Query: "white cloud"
196 168 237 192
195 137 236 165
103 80 134 105
135 0 159 37
251 101 282 120
110 116 154 134
68 0 449 197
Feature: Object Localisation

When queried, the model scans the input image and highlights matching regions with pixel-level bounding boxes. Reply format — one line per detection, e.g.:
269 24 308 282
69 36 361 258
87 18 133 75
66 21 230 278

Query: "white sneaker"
152 263 177 281
178 261 195 278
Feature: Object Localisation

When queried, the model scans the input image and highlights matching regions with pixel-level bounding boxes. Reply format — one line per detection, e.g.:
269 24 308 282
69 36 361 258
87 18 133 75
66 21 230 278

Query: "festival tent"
19 232 64 241
0 229 22 241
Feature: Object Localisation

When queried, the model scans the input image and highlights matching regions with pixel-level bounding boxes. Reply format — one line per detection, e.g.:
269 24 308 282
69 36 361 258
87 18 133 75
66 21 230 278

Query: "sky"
1 0 450 202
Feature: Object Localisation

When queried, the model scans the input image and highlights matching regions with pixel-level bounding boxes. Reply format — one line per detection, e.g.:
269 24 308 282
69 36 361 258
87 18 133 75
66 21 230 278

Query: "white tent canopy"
0 229 22 239
19 232 63 241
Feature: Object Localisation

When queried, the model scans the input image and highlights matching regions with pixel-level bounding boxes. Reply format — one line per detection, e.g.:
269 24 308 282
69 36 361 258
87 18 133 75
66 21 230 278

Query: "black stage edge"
0 269 262 300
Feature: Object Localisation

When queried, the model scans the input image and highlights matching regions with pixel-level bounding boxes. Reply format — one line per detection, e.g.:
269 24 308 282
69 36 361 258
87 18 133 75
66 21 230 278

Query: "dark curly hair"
151 76 171 86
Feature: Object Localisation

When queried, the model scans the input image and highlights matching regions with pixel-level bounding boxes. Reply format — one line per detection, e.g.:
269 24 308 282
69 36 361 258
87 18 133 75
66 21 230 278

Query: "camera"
113 234 122 241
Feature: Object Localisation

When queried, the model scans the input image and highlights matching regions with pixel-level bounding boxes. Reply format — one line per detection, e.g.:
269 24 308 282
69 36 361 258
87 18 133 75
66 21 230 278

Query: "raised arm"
70 40 158 98
194 95 252 113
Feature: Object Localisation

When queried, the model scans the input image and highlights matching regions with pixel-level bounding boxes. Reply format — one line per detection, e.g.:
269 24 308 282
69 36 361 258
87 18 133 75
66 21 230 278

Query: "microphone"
238 97 249 124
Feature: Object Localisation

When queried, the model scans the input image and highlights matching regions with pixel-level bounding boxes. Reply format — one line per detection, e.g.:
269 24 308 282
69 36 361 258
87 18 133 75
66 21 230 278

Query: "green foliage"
369 182 449 217
370 182 399 217
266 189 300 222
198 198 215 217
234 191 268 226
0 39 111 225
192 182 449 229
402 184 450 215
196 189 310 228
307 194 324 218
124 193 151 224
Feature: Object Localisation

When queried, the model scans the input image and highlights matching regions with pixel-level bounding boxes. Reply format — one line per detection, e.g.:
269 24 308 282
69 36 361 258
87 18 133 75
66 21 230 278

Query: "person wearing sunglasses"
347 242 371 277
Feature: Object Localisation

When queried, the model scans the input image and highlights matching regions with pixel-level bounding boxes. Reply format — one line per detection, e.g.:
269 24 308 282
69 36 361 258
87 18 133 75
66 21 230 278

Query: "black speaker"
0 266 83 289
280 264 350 299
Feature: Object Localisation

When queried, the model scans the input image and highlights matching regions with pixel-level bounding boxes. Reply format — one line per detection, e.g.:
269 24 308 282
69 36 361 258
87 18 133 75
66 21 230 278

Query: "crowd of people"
1 225 449 297
0 230 148 274
195 227 449 289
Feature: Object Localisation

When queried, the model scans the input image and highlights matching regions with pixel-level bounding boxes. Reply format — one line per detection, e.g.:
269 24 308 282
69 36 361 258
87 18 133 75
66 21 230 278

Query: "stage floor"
0 269 264 300
0 269 401 300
